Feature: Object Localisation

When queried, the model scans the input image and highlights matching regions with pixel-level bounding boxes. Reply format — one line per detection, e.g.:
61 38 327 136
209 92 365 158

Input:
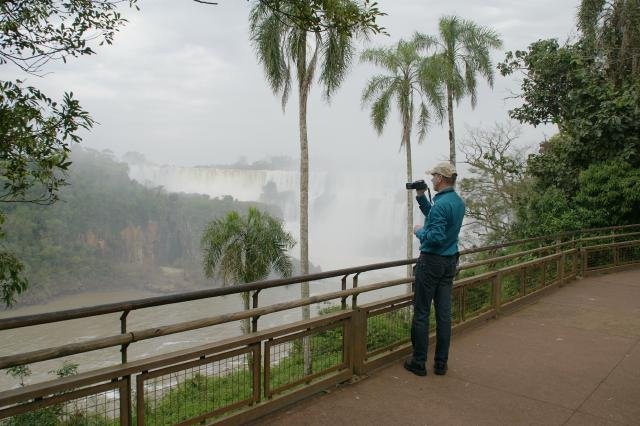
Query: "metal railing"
1 224 639 425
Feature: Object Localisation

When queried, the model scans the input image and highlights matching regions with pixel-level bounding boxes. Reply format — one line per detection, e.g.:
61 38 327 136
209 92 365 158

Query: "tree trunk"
298 49 312 377
403 115 414 285
447 85 456 165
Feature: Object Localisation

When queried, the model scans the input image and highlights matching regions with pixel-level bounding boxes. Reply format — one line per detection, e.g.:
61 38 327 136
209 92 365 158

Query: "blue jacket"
415 187 465 256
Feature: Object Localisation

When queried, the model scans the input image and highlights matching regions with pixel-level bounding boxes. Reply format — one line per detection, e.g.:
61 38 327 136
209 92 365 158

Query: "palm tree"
361 33 444 278
201 207 295 334
249 1 367 365
433 16 503 164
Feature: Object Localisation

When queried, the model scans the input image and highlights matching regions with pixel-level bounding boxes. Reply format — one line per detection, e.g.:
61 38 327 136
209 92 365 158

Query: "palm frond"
370 78 398 134
417 54 446 122
320 27 355 99
416 101 431 143
360 46 398 71
361 75 396 106
249 8 289 97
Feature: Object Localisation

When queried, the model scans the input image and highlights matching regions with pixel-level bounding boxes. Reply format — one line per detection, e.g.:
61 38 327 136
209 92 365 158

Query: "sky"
2 0 582 176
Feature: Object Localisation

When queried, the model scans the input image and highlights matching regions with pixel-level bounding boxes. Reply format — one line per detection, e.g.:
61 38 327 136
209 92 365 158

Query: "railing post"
492 272 502 317
351 273 360 310
136 372 146 425
119 375 131 426
580 247 587 277
351 307 367 376
341 275 348 310
460 287 467 322
559 252 566 287
251 343 261 404
120 311 129 363
252 290 261 333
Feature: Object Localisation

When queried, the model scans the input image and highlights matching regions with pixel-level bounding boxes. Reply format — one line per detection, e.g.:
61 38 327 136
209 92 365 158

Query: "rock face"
119 222 159 266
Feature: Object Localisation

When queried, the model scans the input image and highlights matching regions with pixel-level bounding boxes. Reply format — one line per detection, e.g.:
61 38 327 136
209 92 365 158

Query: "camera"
405 180 428 190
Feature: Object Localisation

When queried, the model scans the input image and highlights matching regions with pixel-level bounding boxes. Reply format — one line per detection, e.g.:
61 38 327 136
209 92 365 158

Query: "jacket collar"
435 186 455 197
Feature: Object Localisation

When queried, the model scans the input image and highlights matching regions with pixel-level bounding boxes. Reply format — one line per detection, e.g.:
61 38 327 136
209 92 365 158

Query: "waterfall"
127 162 416 270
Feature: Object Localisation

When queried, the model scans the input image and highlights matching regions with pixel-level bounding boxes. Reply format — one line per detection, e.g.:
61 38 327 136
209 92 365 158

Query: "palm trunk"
403 118 413 285
447 85 456 165
298 48 313 376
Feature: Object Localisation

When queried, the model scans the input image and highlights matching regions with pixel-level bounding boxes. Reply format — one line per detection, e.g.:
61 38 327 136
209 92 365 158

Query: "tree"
499 40 640 193
432 16 502 164
499 4 640 237
578 0 640 84
201 207 295 334
360 33 444 277
249 0 372 353
0 1 138 306
458 123 528 243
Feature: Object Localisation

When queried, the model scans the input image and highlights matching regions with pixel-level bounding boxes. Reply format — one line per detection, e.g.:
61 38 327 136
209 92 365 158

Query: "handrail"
1 224 637 331
0 258 413 331
0 278 411 369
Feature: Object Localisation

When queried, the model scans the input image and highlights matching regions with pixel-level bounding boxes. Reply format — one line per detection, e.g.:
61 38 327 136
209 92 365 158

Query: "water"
126 162 421 270
0 268 408 391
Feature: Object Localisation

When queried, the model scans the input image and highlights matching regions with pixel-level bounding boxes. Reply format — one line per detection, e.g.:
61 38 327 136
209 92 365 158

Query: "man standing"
404 162 465 376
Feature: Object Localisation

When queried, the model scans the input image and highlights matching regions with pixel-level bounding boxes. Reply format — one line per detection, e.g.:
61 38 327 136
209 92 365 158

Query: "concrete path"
254 269 640 426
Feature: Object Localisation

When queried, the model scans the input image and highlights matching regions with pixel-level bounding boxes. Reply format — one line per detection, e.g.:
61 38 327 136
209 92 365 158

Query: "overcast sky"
3 0 582 175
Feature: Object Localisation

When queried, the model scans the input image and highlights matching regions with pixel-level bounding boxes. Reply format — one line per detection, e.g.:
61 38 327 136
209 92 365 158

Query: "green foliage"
49 361 79 379
360 32 444 143
0 246 27 306
0 0 138 307
435 16 503 108
250 0 371 105
501 4 640 237
498 40 588 127
574 160 640 227
577 0 640 84
201 208 295 284
5 364 31 386
0 1 138 74
513 186 585 237
201 207 295 334
254 0 386 36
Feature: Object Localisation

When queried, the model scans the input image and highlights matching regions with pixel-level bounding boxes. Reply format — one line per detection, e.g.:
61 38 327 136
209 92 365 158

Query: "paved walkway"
255 269 640 425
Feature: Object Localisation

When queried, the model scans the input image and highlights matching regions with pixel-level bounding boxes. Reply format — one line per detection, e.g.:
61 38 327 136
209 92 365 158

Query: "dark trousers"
410 252 458 365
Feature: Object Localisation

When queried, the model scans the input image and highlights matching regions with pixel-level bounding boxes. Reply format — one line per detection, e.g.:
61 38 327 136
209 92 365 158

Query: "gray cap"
426 161 457 178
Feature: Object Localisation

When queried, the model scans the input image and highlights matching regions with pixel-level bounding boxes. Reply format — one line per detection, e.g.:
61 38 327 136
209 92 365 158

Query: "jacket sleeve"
416 194 432 216
415 203 447 248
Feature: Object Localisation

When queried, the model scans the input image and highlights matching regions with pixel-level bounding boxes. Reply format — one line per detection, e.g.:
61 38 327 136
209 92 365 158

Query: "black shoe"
404 360 427 376
434 361 448 375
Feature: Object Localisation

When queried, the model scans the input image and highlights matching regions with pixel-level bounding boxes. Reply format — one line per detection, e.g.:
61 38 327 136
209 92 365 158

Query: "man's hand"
416 189 426 196
413 224 422 233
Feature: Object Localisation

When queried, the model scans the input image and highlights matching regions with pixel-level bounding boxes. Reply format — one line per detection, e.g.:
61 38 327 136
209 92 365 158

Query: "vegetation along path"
255 269 640 425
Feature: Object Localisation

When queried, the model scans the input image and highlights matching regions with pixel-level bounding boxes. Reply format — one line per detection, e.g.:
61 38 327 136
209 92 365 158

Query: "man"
404 161 465 377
